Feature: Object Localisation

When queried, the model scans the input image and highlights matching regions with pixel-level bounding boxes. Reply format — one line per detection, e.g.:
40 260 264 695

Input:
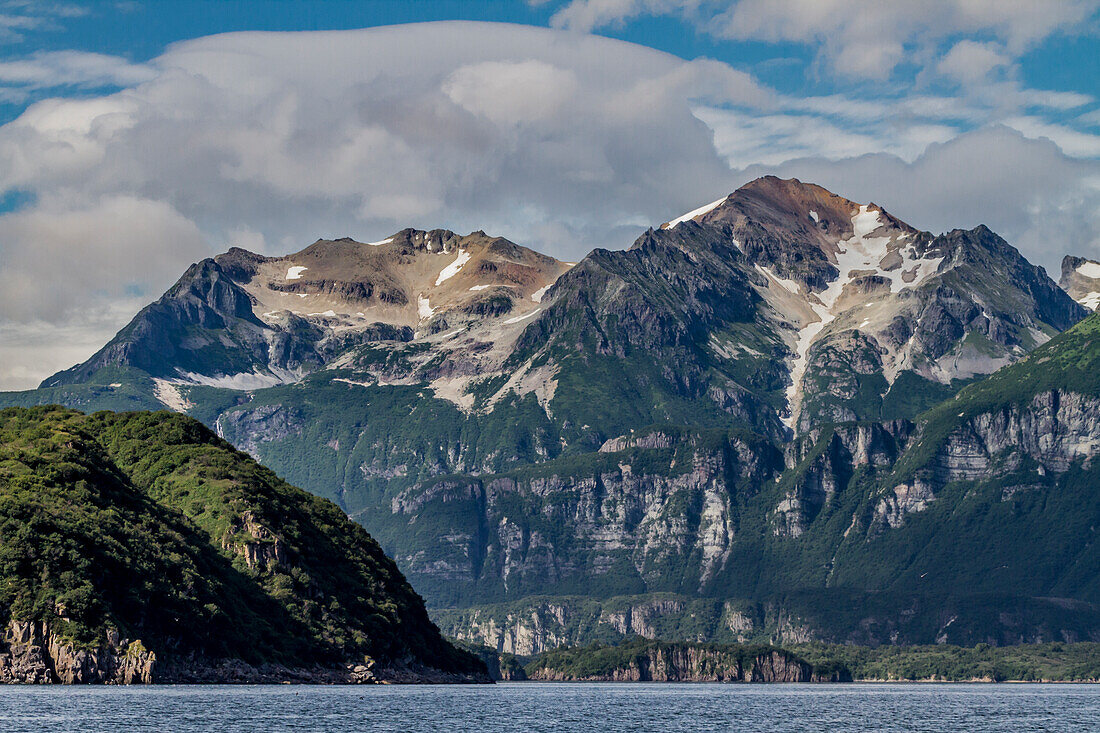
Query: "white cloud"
0 50 154 88
0 1 91 43
695 106 958 165
0 195 207 322
551 0 1099 80
444 60 579 126
936 40 1012 85
1002 116 1100 158
0 22 764 259
0 305 144 391
550 0 703 31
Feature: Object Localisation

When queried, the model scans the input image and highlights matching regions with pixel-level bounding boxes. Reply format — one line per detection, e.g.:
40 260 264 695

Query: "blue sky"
0 0 1099 388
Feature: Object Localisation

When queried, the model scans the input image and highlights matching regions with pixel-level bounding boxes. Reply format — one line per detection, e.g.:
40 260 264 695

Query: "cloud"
0 22 764 260
444 60 580 126
0 194 208 389
936 40 1013 85
550 0 703 32
0 195 207 322
550 0 1099 80
0 50 154 88
0 0 90 43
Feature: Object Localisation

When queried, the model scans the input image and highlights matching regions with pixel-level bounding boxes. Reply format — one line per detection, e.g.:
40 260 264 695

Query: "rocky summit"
1060 255 1100 311
4 176 1099 652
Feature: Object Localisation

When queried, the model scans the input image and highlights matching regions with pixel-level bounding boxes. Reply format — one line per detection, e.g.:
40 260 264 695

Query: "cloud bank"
0 20 1098 388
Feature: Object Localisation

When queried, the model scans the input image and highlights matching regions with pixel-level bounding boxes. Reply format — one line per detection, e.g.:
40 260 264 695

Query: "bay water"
1 682 1097 732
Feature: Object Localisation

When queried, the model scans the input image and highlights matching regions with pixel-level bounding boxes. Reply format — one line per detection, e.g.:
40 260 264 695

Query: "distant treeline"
794 641 1100 682
458 637 1100 682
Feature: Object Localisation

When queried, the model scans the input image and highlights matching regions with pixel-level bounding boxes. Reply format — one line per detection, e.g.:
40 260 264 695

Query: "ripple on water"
0 683 1097 733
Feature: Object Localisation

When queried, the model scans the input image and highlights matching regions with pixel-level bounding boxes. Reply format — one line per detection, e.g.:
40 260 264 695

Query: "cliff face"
525 640 832 682
876 390 1100 530
0 621 154 685
385 378 1100 610
379 430 784 606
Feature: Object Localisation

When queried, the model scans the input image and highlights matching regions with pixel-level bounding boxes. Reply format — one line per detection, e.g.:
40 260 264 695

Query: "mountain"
0 406 487 683
1060 255 1100 310
2 176 1093 648
434 311 1100 650
43 228 569 397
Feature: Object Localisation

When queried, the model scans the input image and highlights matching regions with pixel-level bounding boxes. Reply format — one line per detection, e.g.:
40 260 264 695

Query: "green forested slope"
0 406 484 680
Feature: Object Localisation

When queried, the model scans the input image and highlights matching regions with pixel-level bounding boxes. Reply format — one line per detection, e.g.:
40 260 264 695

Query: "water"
0 683 1097 732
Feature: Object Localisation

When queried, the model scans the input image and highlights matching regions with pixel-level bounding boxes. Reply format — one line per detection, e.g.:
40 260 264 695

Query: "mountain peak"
1060 254 1100 311
658 177 916 242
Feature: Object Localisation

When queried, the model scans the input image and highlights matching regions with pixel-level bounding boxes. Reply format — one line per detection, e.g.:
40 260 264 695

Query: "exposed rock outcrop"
526 642 827 682
876 390 1100 530
0 621 155 684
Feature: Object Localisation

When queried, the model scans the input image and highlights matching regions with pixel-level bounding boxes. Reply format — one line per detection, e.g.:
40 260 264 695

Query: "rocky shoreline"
0 620 490 685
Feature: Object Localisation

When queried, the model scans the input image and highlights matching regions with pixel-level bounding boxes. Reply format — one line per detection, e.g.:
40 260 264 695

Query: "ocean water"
1 682 1097 732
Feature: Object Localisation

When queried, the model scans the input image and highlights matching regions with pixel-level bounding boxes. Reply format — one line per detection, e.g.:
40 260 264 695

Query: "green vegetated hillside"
0 406 486 683
502 637 1100 682
434 591 1100 654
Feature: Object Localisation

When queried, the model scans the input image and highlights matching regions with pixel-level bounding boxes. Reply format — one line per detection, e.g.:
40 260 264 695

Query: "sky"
0 0 1099 389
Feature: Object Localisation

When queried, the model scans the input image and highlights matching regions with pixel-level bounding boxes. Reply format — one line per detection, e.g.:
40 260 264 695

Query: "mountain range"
5 176 1099 653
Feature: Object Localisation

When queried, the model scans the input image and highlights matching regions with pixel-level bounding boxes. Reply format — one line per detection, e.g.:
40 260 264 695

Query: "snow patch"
1076 262 1100 279
782 205 943 430
285 266 308 280
297 293 307 298
334 377 374 388
436 326 466 340
152 378 190 412
1081 292 1100 310
755 264 800 294
468 284 492 291
531 284 551 303
417 295 435 319
435 249 471 285
366 237 393 246
175 367 299 390
663 195 728 228
503 308 541 325
809 210 819 223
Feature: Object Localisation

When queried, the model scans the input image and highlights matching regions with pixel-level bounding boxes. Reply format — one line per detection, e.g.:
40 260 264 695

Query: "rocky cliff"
524 639 841 682
0 621 154 685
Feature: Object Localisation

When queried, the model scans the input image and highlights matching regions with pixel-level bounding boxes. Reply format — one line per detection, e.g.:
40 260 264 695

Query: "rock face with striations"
525 639 835 682
0 621 155 685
